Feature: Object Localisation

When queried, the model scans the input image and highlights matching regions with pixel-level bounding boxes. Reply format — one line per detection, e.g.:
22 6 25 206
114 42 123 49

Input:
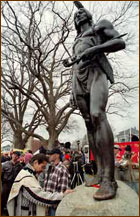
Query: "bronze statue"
63 1 126 200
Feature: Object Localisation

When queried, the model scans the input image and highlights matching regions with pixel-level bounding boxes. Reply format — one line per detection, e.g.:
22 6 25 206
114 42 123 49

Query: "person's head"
74 8 92 35
4 152 9 157
114 145 122 156
125 145 131 153
28 150 33 154
25 152 33 164
48 148 62 164
124 145 132 159
18 154 24 163
29 153 48 173
12 151 21 162
39 146 47 155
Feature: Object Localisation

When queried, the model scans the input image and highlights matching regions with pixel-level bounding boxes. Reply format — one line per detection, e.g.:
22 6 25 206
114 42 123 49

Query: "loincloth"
73 64 97 96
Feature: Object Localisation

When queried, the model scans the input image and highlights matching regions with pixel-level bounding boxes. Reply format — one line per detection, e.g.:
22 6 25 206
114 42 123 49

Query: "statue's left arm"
80 19 126 60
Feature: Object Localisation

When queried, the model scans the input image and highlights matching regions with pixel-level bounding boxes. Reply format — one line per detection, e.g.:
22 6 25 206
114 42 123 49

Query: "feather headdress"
73 1 84 9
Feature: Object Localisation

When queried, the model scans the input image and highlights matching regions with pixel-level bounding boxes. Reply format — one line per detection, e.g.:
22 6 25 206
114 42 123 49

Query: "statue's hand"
70 93 77 109
71 55 77 61
80 47 97 61
63 58 71 67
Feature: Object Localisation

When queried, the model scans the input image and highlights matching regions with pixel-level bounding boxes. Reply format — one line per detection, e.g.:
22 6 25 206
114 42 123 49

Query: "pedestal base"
56 180 139 216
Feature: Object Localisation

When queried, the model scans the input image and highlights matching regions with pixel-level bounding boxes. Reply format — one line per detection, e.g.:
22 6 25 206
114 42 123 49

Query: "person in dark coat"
1 151 23 215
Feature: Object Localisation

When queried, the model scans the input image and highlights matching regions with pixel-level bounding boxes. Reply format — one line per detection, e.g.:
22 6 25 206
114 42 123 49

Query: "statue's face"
74 9 88 27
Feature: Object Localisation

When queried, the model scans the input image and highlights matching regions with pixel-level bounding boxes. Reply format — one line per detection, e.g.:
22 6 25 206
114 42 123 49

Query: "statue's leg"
90 70 117 200
76 94 102 186
86 133 103 186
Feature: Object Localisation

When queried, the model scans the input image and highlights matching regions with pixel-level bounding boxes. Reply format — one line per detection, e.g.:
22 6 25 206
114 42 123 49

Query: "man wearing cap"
44 148 71 216
7 154 74 216
1 151 23 215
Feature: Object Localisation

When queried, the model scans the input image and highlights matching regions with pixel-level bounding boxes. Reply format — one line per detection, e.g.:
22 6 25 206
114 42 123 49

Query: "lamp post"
77 140 80 151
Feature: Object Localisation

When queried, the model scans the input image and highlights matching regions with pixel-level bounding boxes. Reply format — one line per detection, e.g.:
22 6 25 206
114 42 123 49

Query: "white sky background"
1 1 139 145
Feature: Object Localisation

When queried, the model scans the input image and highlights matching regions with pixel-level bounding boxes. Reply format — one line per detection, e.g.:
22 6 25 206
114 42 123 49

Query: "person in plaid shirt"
44 148 71 215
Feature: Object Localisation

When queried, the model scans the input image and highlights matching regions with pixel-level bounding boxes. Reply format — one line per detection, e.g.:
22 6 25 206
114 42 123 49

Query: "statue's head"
74 8 92 35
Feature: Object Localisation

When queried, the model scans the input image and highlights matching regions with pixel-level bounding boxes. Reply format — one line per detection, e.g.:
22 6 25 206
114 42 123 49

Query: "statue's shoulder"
93 19 119 41
95 19 114 31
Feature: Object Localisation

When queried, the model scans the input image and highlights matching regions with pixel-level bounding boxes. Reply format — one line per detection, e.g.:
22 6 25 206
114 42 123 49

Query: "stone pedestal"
56 181 139 216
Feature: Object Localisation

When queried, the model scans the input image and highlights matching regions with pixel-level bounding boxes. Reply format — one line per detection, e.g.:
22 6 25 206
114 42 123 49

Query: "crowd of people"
114 144 139 195
114 144 139 167
1 148 74 216
1 145 93 216
1 143 139 216
1 150 34 215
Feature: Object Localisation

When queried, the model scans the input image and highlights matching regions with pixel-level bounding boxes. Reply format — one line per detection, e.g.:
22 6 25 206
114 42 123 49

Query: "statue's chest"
73 35 97 54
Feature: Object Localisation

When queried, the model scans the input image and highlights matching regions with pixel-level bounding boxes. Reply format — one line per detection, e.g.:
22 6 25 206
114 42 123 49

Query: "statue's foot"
85 175 102 187
93 180 116 200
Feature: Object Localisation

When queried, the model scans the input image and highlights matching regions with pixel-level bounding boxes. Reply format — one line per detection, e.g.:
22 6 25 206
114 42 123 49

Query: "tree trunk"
47 132 58 150
13 133 25 149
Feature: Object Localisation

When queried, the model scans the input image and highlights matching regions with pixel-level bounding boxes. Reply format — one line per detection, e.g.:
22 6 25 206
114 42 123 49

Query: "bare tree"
1 51 44 148
1 111 13 145
1 1 75 149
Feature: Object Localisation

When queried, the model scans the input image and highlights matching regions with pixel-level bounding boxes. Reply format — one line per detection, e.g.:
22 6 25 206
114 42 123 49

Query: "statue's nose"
77 12 82 17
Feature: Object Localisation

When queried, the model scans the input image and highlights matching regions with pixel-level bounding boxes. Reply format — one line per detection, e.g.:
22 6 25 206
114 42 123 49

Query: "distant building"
25 137 47 154
1 144 12 153
116 127 139 142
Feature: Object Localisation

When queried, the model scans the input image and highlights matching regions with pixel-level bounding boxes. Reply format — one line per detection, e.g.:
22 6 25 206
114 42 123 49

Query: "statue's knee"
91 112 100 121
91 112 106 123
83 115 93 130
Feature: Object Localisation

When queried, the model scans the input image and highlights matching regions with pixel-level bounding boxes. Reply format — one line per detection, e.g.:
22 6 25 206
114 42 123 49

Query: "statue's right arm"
94 19 126 52
79 20 125 61
63 58 71 67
